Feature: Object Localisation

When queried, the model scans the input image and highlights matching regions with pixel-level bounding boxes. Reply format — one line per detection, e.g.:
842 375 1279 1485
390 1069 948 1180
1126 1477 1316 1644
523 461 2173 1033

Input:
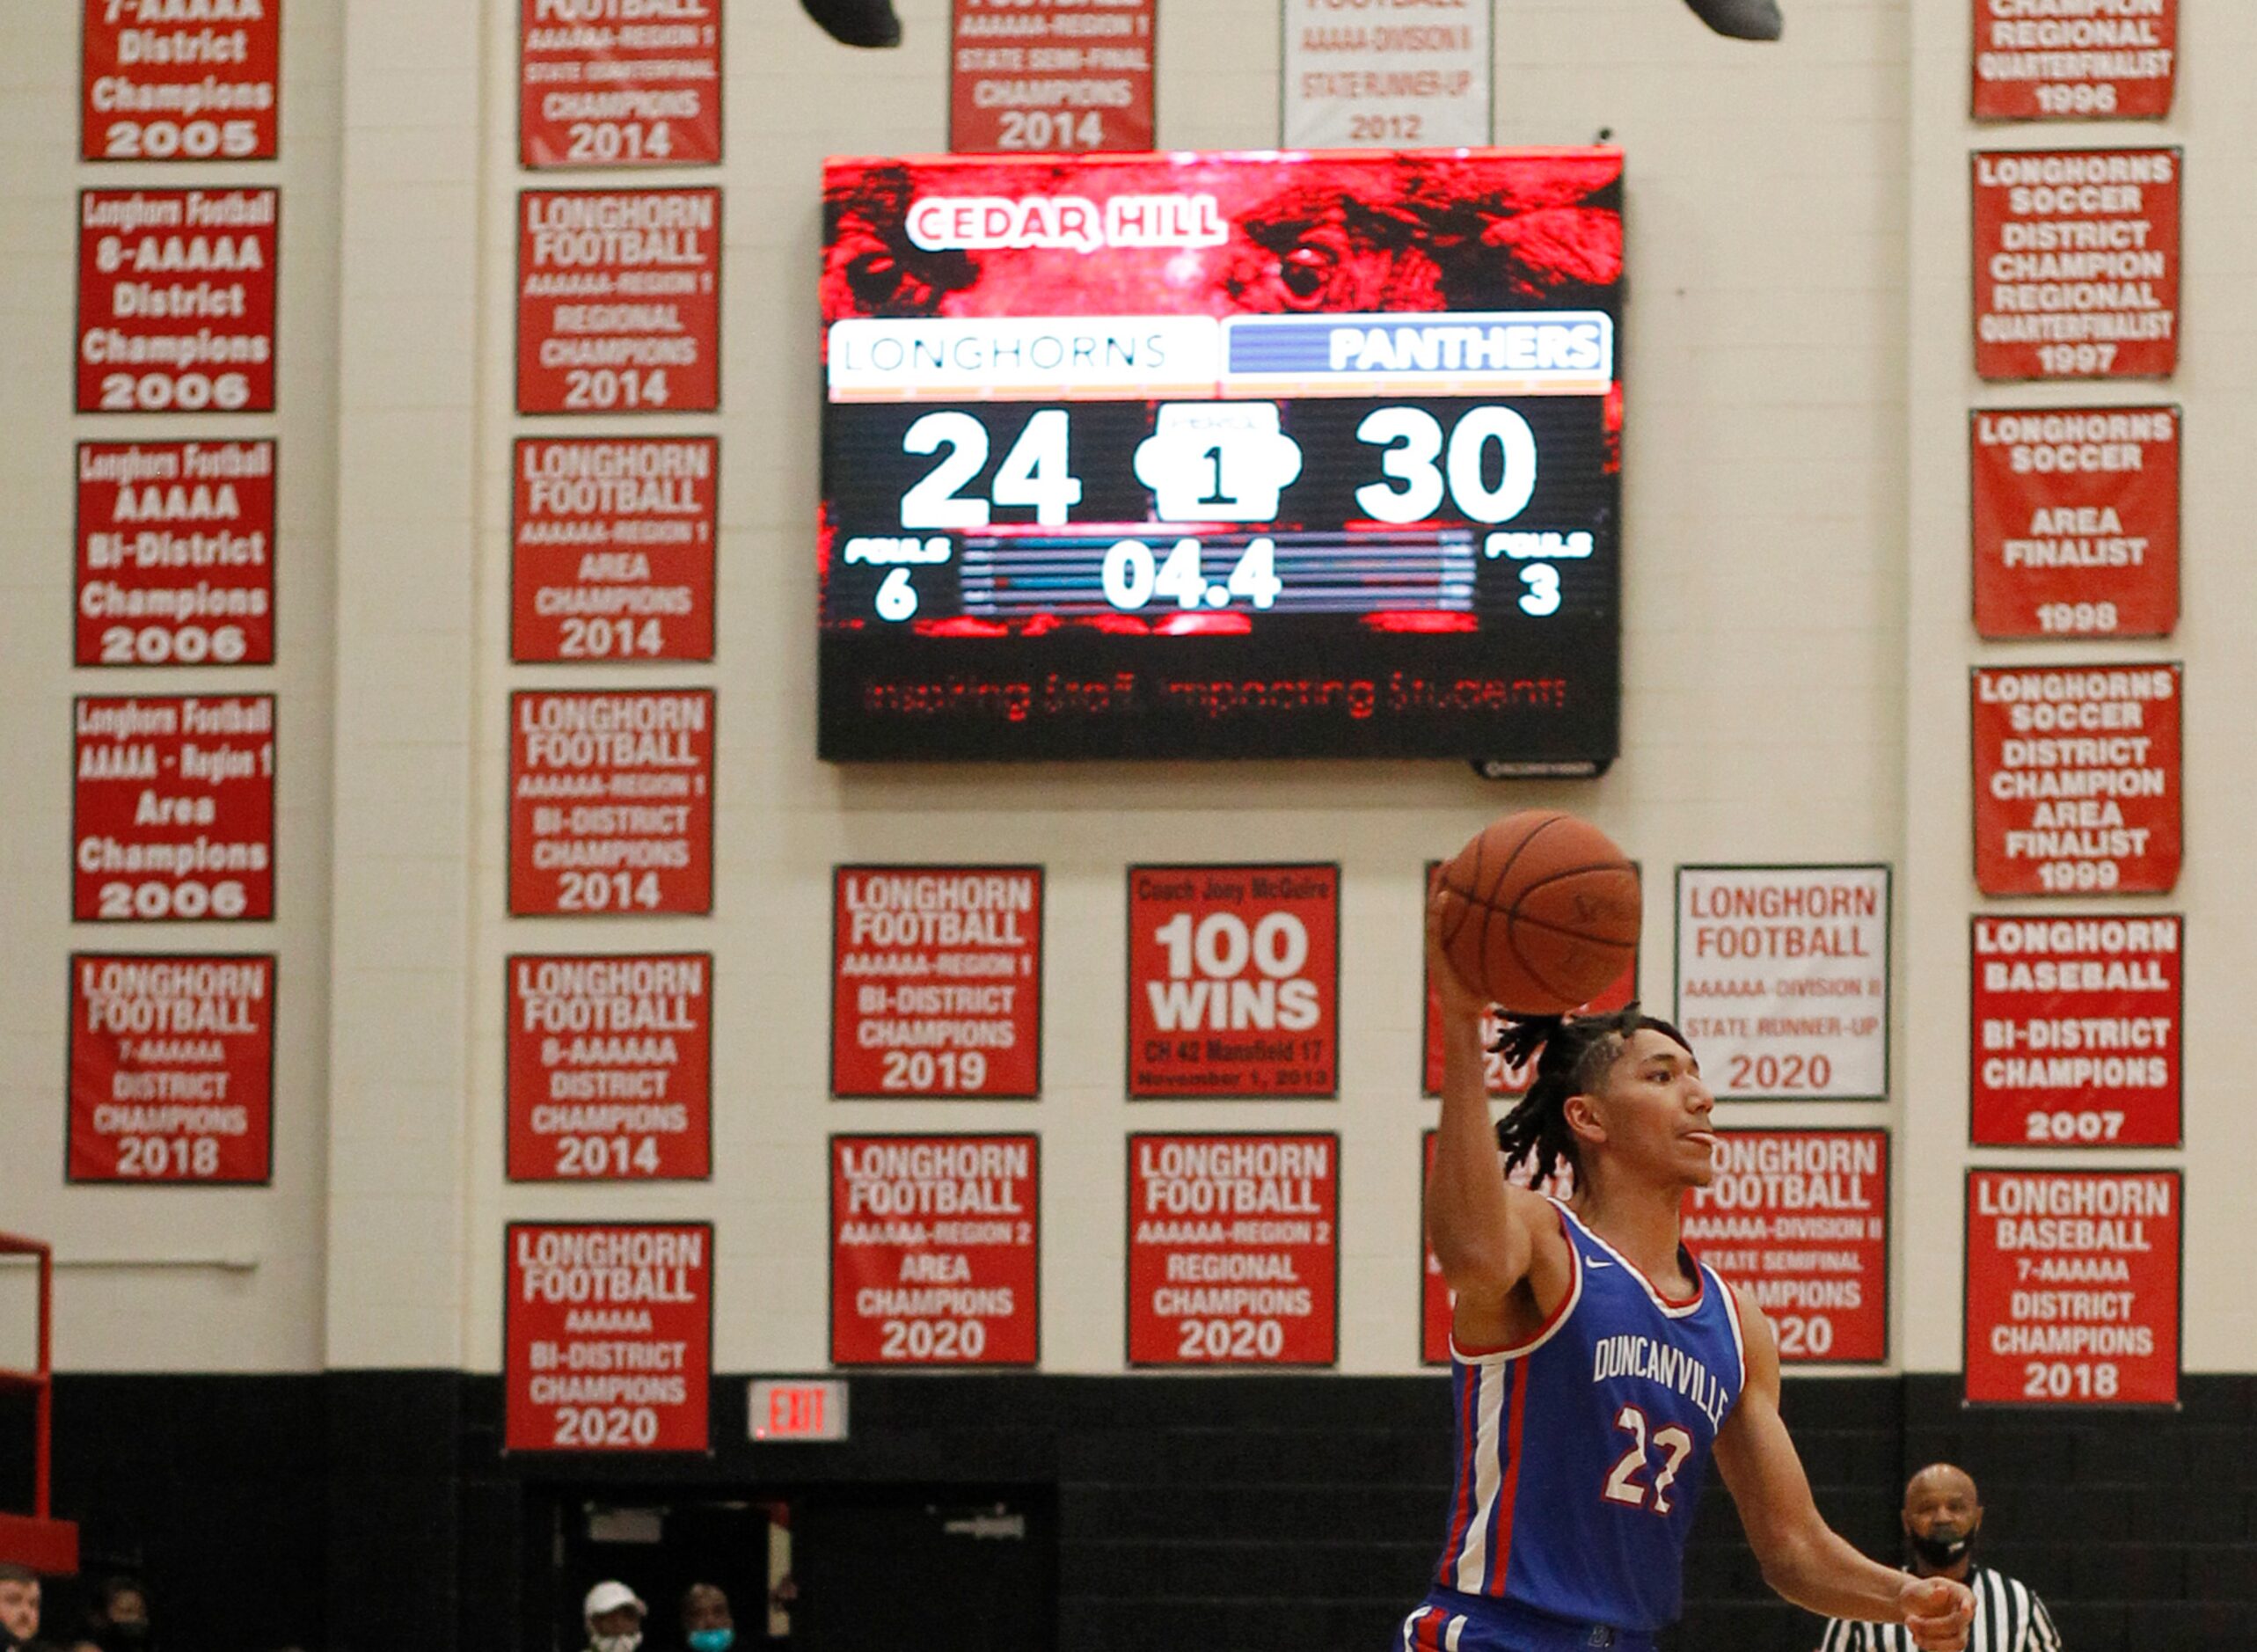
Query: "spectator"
0 1566 42 1652
678 1583 733 1652
582 1582 646 1652
77 1577 150 1652
1816 1463 2062 1652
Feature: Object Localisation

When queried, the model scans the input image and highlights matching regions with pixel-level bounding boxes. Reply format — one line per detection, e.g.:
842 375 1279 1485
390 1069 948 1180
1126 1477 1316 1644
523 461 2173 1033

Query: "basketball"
1435 810 1641 1013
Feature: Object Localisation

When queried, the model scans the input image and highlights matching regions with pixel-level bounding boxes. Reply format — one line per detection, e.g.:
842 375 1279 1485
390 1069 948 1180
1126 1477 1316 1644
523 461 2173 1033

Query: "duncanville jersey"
1431 1201 1748 1635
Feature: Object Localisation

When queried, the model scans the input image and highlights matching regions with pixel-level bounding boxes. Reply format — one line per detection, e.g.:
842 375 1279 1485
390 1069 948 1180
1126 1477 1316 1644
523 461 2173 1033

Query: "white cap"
585 1582 646 1620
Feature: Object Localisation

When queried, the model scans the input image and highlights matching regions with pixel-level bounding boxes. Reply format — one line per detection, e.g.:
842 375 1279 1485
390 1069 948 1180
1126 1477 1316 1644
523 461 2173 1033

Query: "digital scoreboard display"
819 149 1625 764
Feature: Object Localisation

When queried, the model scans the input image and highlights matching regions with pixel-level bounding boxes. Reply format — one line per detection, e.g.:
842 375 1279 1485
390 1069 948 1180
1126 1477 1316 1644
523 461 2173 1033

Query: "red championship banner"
1965 1169 2179 1407
520 0 721 169
73 694 274 922
516 188 719 414
511 437 716 662
77 439 275 668
1972 0 2175 122
830 1135 1039 1366
68 953 273 1184
832 867 1041 1099
1972 663 2180 895
1128 1133 1337 1366
507 954 711 1181
1973 150 2179 382
508 689 713 917
1421 1131 1574 1366
1971 915 2180 1148
505 1222 712 1451
950 0 1154 155
78 187 278 414
1971 406 2179 640
82 0 282 162
1127 865 1338 1099
1684 1129 1888 1365
1421 862 1635 1096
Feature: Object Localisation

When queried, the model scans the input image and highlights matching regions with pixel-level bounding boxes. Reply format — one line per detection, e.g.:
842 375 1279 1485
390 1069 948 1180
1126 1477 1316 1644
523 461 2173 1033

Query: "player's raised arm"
1713 1287 1975 1651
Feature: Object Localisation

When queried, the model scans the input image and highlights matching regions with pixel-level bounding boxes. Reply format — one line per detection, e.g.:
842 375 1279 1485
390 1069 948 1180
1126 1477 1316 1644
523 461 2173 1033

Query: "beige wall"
1 0 2246 1379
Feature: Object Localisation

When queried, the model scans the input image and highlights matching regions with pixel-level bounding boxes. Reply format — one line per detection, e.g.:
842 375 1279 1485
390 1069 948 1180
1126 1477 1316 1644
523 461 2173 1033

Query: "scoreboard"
818 149 1625 765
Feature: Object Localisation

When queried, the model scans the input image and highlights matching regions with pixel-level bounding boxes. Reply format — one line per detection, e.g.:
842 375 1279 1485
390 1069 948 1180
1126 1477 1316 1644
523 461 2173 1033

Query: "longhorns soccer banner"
74 693 274 922
1970 406 2178 640
520 0 722 168
1282 0 1492 150
82 0 282 162
1971 0 2175 122
78 187 278 413
505 1222 712 1451
1964 1170 2179 1407
506 954 712 1181
77 439 276 667
508 689 714 916
950 0 1154 154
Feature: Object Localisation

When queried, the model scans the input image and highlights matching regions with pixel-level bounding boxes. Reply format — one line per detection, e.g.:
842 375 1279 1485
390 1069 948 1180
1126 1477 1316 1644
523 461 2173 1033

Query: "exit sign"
749 1379 849 1442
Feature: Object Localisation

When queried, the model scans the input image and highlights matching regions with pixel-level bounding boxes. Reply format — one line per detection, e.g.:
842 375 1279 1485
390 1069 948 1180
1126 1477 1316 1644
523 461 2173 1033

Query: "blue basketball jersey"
1429 1200 1748 1636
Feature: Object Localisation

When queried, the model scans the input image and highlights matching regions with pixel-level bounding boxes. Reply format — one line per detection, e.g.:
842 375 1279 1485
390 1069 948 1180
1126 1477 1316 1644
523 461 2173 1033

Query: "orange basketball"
1435 810 1640 1013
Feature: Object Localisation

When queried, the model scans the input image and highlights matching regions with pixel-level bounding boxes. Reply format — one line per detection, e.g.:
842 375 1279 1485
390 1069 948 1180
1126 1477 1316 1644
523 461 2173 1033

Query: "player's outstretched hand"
1425 872 1488 1024
1896 1575 1975 1651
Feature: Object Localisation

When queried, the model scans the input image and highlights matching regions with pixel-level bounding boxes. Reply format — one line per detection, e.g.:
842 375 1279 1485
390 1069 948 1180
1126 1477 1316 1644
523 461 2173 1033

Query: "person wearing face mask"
582 1582 648 1652
676 1583 735 1652
70 1576 150 1652
1815 1465 2062 1652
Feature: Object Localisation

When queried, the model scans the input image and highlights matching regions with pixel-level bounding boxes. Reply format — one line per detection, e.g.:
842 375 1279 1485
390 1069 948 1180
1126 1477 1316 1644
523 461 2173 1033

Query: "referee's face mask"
1902 1466 1983 1573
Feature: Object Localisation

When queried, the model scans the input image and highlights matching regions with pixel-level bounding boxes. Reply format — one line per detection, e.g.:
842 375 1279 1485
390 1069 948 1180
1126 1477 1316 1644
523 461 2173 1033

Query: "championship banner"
1684 1129 1888 1365
1973 149 2179 382
1972 662 2180 895
1971 915 2180 1147
511 437 716 662
1964 1169 2178 1407
508 689 713 917
1128 1132 1337 1366
78 187 277 413
68 953 273 1184
1127 865 1338 1099
830 1135 1039 1366
517 188 719 414
1421 860 1635 1096
1282 0 1492 150
1972 0 2175 122
950 0 1153 154
74 694 274 922
77 439 275 668
82 0 281 162
507 954 711 1181
1421 1130 1573 1366
505 1222 712 1451
520 0 721 169
1971 406 2178 640
832 866 1041 1098
1672 866 1890 1100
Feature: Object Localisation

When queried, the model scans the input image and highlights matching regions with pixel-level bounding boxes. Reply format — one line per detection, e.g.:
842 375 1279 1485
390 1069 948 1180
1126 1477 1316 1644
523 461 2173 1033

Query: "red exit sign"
749 1380 849 1442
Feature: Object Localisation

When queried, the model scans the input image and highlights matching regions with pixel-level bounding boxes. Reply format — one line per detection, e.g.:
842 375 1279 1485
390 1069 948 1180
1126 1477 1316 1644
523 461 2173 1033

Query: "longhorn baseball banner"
1971 406 2178 639
77 439 275 667
1964 1169 2179 1407
950 0 1153 154
505 1221 712 1451
1129 1132 1337 1366
82 0 282 161
74 694 274 922
1127 865 1338 1098
520 0 721 168
507 954 712 1181
1683 1129 1888 1365
1972 663 2180 895
1971 915 2180 1147
1972 0 2175 122
517 188 719 413
1973 149 2179 382
508 689 713 916
830 1135 1040 1365
1282 0 1492 150
832 866 1042 1098
69 953 274 1184
511 436 716 662
79 187 278 413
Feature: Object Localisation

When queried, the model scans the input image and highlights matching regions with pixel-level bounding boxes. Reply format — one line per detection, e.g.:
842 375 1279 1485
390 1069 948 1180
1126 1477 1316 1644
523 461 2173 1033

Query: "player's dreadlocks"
1491 1005 1695 1188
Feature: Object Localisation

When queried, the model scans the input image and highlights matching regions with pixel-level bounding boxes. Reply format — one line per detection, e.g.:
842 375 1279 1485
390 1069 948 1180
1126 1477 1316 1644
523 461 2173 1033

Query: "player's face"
1590 1029 1717 1188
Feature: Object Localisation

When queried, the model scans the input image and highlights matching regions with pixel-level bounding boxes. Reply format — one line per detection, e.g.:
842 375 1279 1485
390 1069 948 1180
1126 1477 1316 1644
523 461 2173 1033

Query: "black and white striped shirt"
1817 1566 2063 1652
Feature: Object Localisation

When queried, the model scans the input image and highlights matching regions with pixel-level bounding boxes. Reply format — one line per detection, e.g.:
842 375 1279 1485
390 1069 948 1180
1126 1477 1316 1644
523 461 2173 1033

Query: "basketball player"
1406 893 1974 1652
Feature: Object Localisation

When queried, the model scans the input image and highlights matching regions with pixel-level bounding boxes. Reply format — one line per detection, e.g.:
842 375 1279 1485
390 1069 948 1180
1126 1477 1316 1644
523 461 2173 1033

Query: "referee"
1816 1463 2062 1652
